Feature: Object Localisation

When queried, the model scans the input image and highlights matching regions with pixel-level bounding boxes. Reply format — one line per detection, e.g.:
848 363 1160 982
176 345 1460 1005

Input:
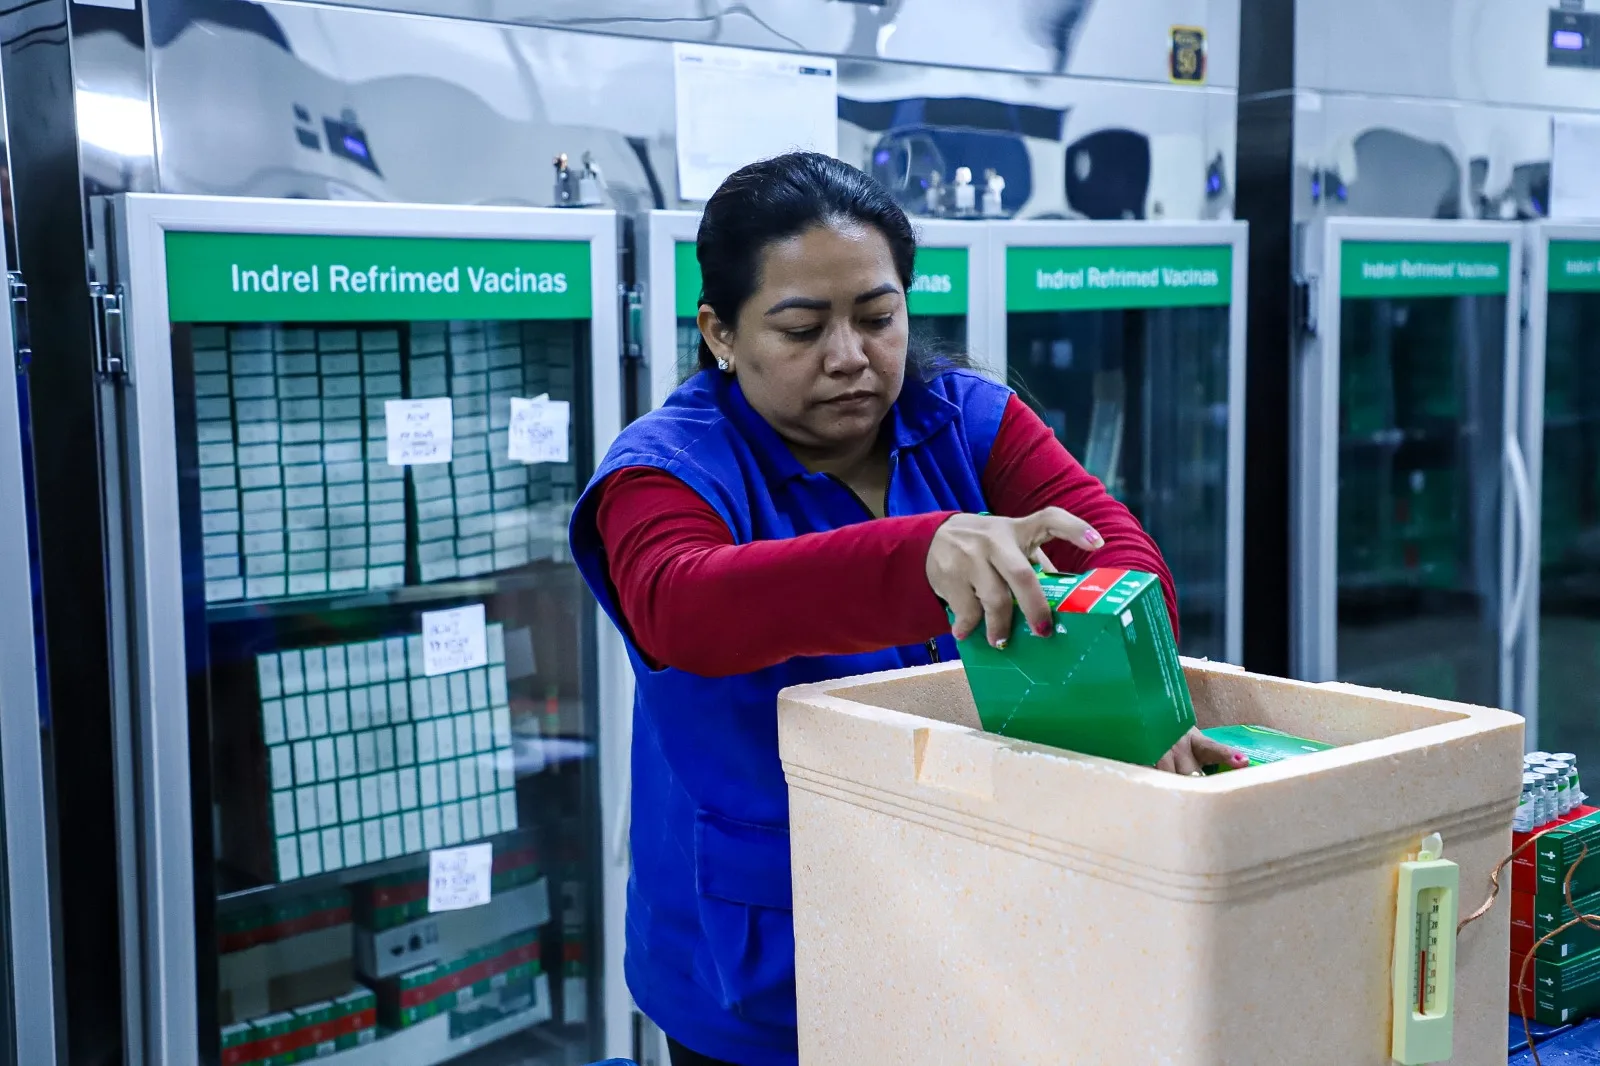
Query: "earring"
716 358 731 372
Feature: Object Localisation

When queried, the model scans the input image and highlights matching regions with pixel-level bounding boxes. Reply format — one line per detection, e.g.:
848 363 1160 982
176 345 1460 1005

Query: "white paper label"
508 395 571 465
428 841 493 912
1553 116 1600 221
422 604 489 677
672 43 839 202
385 398 453 466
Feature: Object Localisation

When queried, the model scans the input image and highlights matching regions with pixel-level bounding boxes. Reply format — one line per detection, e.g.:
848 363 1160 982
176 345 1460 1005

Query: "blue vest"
569 369 1010 1065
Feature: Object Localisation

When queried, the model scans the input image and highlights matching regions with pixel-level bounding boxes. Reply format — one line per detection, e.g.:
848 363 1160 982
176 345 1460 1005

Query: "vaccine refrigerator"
1521 222 1600 768
648 215 1248 664
1292 218 1528 715
986 220 1249 665
94 193 632 1065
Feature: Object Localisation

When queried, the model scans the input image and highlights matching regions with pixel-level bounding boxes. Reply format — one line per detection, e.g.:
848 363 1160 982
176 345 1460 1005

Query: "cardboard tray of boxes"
777 657 1523 1066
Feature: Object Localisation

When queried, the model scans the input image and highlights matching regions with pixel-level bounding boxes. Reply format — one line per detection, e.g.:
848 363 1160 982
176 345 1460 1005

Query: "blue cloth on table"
1509 1016 1600 1062
1512 1013 1574 1053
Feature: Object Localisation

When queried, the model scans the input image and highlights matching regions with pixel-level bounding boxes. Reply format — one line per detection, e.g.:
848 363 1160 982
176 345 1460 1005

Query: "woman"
569 152 1235 1066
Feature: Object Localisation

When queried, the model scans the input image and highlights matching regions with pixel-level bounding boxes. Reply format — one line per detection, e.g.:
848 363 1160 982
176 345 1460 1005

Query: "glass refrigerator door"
0 238 59 1066
105 195 626 1065
989 223 1247 664
1295 220 1527 709
1522 226 1600 759
906 220 988 363
646 211 702 410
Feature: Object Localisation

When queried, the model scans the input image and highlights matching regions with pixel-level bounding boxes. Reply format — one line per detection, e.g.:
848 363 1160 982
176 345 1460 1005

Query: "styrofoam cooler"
777 659 1523 1065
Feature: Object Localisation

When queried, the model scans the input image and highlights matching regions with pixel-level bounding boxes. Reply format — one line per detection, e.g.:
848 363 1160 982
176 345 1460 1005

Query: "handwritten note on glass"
508 395 571 465
386 398 454 466
422 604 488 677
427 842 493 913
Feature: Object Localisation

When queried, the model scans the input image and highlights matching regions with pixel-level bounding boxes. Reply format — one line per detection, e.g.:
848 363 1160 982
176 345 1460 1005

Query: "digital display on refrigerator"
1332 240 1511 705
1002 242 1235 662
158 225 606 1063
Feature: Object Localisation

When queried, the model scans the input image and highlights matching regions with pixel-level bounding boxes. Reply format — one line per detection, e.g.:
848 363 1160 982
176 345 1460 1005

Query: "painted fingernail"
953 627 969 641
1032 621 1052 637
1082 528 1104 548
1231 753 1249 767
994 638 1009 650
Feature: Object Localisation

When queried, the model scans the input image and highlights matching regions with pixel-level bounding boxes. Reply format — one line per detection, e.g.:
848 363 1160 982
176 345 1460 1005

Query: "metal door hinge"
90 282 128 380
1294 275 1318 337
620 283 644 365
7 272 30 372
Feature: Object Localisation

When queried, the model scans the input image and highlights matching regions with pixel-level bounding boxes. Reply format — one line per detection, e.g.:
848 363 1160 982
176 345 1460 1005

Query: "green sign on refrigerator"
1339 241 1510 299
1549 241 1600 292
164 231 594 323
674 240 968 319
907 247 968 317
1005 245 1233 312
674 240 702 320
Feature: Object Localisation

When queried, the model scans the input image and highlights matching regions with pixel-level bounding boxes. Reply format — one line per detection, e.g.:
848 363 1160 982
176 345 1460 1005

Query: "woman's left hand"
1156 728 1246 776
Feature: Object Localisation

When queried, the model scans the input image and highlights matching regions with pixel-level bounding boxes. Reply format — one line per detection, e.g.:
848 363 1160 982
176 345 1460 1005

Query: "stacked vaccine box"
194 326 246 603
413 321 558 582
256 621 519 882
410 324 458 584
486 323 533 574
520 324 579 564
450 322 498 579
197 325 408 602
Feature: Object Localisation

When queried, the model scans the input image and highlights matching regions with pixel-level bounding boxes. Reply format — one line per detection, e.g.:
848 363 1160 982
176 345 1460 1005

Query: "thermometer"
1390 833 1458 1064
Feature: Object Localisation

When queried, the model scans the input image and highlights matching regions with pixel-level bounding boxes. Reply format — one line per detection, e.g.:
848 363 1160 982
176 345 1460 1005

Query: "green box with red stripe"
954 567 1194 765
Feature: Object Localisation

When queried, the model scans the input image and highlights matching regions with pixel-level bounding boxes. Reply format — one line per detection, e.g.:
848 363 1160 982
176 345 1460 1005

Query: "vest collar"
717 372 959 481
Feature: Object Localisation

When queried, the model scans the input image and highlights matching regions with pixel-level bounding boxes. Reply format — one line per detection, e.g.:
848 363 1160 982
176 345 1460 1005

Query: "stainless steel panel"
140 4 1237 221
1296 0 1600 112
208 0 1240 86
1292 92 1555 225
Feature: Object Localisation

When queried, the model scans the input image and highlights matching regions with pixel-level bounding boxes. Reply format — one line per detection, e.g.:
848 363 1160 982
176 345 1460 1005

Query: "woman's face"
699 220 908 459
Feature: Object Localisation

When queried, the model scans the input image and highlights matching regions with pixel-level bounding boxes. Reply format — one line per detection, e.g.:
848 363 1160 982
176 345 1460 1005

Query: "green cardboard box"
1511 948 1600 1026
954 568 1194 765
1200 724 1333 772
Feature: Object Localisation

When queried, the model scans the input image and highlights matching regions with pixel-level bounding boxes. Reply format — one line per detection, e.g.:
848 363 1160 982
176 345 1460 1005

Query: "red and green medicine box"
1511 887 1600 961
1514 809 1600 905
221 1023 255 1066
331 988 378 1051
247 1013 298 1066
1510 948 1600 1026
954 568 1194 765
354 871 429 931
493 846 539 891
377 963 444 1029
291 1001 337 1059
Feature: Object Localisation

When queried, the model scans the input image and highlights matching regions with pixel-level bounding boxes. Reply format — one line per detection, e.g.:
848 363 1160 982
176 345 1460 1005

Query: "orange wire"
1459 828 1600 1066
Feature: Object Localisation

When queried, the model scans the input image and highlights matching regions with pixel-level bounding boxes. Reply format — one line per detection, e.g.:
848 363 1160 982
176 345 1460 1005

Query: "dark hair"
693 152 975 378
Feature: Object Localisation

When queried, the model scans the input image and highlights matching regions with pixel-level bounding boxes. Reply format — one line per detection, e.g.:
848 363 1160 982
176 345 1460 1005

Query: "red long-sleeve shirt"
593 394 1175 677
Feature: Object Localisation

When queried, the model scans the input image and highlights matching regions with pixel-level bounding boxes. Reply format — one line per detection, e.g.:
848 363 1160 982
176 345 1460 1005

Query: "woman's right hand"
925 509 1105 648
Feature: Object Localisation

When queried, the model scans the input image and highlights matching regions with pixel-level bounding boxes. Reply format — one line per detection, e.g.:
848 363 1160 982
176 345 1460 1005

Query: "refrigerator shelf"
217 827 538 905
204 569 574 625
325 976 554 1066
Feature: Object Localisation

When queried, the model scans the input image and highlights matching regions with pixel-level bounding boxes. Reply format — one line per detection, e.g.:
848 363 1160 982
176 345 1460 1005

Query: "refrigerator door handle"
1504 433 1536 651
